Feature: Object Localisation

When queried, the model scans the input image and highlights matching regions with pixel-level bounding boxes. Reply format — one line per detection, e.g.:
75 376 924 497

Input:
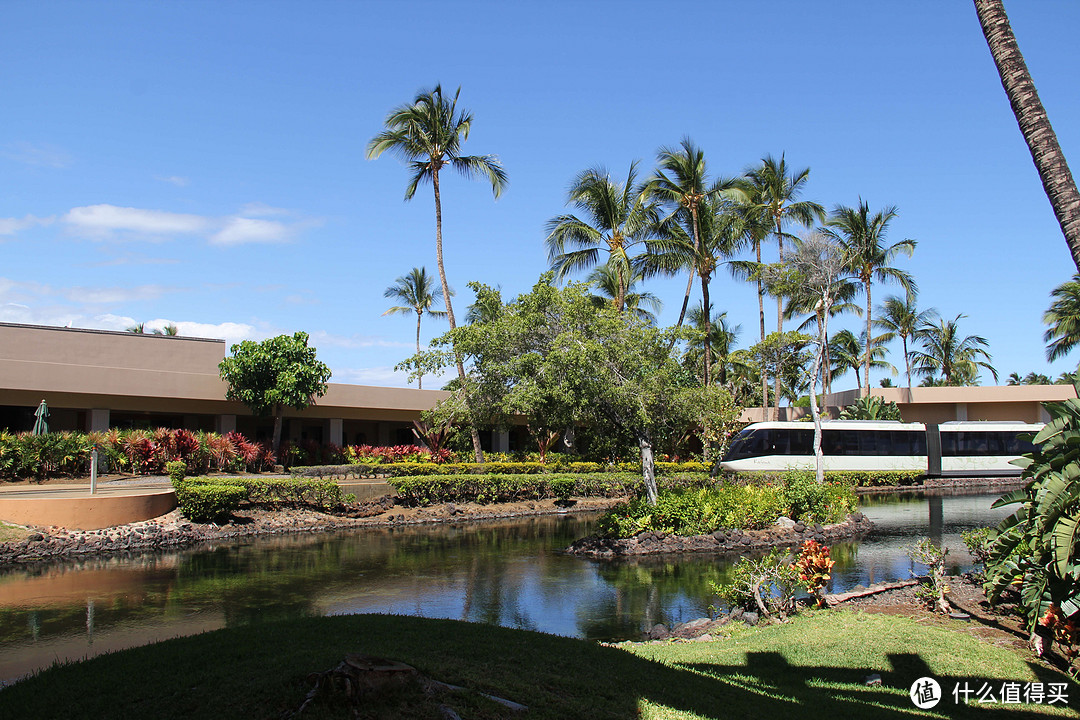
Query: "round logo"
910 677 942 709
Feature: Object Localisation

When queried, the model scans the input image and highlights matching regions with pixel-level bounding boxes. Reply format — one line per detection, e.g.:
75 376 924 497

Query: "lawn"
0 611 1074 719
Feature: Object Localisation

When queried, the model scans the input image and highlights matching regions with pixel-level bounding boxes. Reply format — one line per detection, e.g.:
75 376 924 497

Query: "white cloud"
143 318 259 345
238 202 290 217
0 214 54 236
155 175 189 187
2 141 72 168
307 329 411 349
64 204 209 238
210 217 290 246
60 203 315 246
63 284 169 305
333 366 418 388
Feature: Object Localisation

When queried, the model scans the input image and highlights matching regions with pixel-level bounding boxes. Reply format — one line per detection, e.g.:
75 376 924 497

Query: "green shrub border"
294 460 711 479
176 476 344 510
173 482 247 523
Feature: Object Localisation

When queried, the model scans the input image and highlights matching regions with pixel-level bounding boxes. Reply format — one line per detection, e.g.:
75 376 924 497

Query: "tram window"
790 429 814 455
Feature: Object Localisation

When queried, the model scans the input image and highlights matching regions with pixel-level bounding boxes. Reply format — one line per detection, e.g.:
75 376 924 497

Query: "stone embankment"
564 512 873 557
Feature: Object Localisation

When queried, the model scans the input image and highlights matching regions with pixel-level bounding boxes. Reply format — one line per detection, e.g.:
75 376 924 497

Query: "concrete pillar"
328 418 343 447
377 422 391 446
89 408 110 432
1040 404 1051 423
217 414 236 434
494 430 510 454
955 403 968 422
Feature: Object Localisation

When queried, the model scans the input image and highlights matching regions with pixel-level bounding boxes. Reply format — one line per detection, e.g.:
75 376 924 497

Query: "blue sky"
2 1 1078 391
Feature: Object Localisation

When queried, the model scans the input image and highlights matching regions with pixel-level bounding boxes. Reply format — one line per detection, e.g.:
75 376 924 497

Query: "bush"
165 460 187 484
181 476 344 510
173 481 247 523
711 548 800 618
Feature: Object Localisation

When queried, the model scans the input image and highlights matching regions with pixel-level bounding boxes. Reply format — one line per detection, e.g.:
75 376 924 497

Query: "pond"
0 490 1013 685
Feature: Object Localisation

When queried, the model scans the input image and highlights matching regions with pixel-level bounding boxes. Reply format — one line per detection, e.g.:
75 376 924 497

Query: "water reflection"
0 492 1013 684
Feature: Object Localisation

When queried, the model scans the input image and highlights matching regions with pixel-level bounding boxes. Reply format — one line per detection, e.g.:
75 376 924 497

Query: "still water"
0 491 1012 684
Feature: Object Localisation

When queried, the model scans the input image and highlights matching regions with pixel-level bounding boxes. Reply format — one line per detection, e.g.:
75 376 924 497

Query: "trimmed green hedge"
173 482 247 523
293 460 710 479
389 472 713 506
737 470 923 488
177 476 344 510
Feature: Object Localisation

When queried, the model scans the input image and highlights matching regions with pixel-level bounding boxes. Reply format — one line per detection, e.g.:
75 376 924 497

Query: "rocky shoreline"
564 512 874 557
0 496 623 568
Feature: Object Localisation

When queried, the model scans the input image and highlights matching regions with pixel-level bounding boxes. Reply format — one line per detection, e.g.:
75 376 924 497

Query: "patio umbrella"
31 399 49 435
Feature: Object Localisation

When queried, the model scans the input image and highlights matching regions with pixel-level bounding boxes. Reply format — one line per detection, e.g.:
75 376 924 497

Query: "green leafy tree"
407 276 740 504
974 0 1080 269
545 163 656 312
1044 274 1080 364
826 200 916 395
911 314 997 386
749 330 811 419
218 332 331 454
382 266 448 390
367 84 507 461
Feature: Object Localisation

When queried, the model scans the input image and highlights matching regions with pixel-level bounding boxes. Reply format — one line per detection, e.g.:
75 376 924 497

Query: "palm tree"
587 264 661 324
827 200 916 396
974 0 1080 269
829 329 894 394
874 293 938 390
740 155 824 413
367 84 507 460
1006 371 1023 386
1043 274 1080 362
684 302 742 387
127 323 145 334
545 163 656 311
727 202 776 418
383 267 448 390
152 323 179 336
910 314 998 386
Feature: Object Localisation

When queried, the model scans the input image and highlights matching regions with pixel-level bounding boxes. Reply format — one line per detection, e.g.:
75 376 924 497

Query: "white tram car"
719 420 1042 476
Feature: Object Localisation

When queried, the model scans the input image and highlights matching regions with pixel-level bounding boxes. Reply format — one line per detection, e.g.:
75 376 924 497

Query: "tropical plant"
586 263 661 324
367 84 507 462
739 155 825 408
684 303 744 388
974 0 1080 269
984 383 1080 654
838 395 902 421
795 540 835 608
906 538 951 614
153 323 179 336
910 314 997 386
749 330 811 420
382 267 449 390
1044 274 1080 364
544 163 656 312
826 200 916 395
218 332 332 453
829 329 894 394
127 323 146 334
711 548 800 620
874 293 937 390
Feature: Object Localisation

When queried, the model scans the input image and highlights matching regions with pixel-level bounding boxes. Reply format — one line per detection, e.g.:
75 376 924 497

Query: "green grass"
0 612 1075 719
0 522 28 543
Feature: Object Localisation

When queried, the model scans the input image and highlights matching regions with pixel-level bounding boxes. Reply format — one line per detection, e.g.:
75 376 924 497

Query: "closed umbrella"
31 399 49 435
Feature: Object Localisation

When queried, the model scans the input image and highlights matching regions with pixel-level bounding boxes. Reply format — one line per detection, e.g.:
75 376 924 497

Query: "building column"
328 418 343 447
494 430 510 454
89 408 110 432
217 414 236 434
955 403 968 421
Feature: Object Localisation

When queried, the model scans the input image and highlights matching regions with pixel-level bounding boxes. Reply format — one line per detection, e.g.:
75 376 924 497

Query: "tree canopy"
218 332 332 453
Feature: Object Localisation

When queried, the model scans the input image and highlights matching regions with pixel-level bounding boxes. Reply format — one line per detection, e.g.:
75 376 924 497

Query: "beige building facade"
1 322 1070 447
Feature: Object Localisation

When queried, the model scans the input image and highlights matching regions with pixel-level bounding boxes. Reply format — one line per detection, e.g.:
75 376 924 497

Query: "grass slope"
0 612 1075 719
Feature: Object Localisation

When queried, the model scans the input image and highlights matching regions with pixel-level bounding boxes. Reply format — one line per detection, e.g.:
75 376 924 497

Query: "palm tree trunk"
701 275 712 387
773 217 783 419
974 0 1080 270
756 239 768 420
433 170 484 462
673 206 703 330
864 280 872 397
415 311 423 390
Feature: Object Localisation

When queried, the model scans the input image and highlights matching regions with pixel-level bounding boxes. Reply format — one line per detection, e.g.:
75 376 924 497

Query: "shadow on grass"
0 615 1075 719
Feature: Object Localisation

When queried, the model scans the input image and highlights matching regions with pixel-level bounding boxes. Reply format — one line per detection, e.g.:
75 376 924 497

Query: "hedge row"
171 475 346 522
737 470 924 488
389 472 713 506
293 460 710 479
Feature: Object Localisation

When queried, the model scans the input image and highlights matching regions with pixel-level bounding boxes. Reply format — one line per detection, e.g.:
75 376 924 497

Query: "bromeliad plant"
984 380 1080 656
795 539 835 607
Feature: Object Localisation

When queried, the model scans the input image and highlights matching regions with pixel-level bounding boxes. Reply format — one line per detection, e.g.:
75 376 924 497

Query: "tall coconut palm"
727 202 776 418
587 264 661 324
127 323 146 334
874 293 938 391
740 155 824 413
367 85 507 460
1043 274 1080 362
685 302 742 387
829 329 895 394
974 0 1080 269
910 314 998 386
827 200 916 396
545 163 656 311
383 267 448 390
